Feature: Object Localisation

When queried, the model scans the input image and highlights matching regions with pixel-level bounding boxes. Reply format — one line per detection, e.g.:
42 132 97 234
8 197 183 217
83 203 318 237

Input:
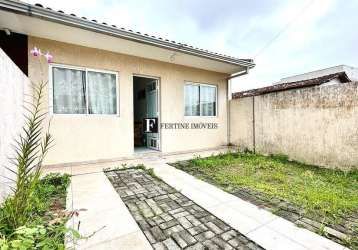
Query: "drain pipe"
252 96 256 153
226 68 249 147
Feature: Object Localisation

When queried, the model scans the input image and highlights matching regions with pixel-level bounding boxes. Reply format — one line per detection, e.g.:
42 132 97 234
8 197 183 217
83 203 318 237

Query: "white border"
48 63 120 116
184 81 218 118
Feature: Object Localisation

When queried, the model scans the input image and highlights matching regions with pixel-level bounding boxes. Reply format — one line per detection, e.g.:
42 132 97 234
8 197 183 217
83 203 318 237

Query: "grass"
0 173 72 249
173 152 358 231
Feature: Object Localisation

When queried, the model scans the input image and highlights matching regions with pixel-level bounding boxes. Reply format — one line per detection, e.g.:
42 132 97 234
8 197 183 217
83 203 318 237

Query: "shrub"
0 48 80 249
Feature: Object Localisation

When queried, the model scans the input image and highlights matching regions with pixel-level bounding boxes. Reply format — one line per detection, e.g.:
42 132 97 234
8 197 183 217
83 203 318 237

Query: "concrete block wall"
230 82 358 170
0 48 32 201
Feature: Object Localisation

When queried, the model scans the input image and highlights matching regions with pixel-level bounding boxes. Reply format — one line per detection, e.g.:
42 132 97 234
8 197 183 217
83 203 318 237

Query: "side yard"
171 152 358 249
0 174 72 249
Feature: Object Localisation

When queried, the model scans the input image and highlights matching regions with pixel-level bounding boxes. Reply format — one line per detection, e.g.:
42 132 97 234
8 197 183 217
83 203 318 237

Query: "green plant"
0 49 82 249
0 48 54 232
0 173 77 250
1 78 52 232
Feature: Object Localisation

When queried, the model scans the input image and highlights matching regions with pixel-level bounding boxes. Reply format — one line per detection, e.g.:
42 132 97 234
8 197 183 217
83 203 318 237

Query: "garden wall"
0 48 32 202
230 82 358 170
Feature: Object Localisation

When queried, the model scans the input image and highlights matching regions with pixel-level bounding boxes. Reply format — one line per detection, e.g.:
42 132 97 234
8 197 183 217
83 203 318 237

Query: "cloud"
23 0 358 92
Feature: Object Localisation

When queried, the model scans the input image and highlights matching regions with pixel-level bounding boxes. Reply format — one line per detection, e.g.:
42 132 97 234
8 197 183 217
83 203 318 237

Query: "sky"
24 0 358 92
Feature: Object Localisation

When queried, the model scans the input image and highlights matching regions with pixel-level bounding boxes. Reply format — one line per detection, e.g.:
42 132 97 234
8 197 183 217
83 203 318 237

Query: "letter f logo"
144 118 158 133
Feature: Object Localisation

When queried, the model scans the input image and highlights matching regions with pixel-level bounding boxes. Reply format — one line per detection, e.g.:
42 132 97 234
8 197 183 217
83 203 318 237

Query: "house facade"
0 0 254 165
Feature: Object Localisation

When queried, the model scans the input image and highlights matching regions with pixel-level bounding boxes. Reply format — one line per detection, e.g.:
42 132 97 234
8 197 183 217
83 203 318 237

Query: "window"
51 65 118 115
184 83 217 116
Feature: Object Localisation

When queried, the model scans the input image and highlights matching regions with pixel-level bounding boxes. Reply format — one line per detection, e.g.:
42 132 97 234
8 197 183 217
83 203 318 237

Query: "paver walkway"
106 168 263 249
51 148 349 250
143 157 348 250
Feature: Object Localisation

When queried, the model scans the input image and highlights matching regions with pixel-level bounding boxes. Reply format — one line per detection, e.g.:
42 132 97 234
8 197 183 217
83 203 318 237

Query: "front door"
146 80 159 150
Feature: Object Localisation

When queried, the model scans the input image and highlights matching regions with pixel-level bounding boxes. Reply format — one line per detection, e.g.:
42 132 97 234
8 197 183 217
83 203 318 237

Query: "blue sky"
24 0 358 91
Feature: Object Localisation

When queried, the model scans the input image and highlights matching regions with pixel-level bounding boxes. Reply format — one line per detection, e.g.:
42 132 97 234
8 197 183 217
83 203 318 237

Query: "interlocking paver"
105 168 264 249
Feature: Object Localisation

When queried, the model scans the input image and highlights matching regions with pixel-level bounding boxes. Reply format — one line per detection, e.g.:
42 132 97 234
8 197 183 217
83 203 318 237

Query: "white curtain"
184 84 200 116
87 71 117 114
53 67 86 114
200 86 216 116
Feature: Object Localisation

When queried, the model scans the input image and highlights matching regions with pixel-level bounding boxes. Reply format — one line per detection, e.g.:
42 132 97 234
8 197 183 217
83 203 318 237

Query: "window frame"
184 82 218 117
49 64 120 116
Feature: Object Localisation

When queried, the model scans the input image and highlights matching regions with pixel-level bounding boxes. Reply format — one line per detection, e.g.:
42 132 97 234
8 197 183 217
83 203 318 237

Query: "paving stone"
236 246 252 250
247 242 262 250
131 211 145 221
173 211 190 219
181 200 194 207
177 216 193 229
143 230 156 244
202 240 221 250
105 169 264 250
172 232 190 248
212 237 234 249
188 224 209 236
152 215 165 225
194 231 216 241
199 214 215 222
164 225 185 236
142 208 155 218
147 199 164 215
162 238 181 250
147 219 157 227
206 221 224 234
159 219 178 230
221 230 238 241
186 215 202 226
228 238 241 248
178 230 197 245
153 242 166 250
185 242 205 250
213 219 231 231
137 219 151 230
126 202 138 211
160 213 173 222
150 226 166 242
323 226 348 241
169 208 185 215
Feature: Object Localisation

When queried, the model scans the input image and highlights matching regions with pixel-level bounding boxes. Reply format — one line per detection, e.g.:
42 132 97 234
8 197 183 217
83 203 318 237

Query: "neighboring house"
278 65 358 83
0 0 255 165
232 71 351 98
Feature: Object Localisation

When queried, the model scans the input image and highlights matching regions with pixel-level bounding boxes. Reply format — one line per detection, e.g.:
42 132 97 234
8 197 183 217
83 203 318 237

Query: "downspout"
226 68 249 148
252 96 256 153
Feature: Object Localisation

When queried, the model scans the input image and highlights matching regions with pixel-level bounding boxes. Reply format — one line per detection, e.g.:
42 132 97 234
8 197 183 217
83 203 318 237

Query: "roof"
0 0 255 72
278 64 358 83
232 72 351 99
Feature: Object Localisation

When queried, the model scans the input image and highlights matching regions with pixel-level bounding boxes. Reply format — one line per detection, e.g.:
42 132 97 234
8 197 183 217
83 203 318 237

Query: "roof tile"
232 72 351 99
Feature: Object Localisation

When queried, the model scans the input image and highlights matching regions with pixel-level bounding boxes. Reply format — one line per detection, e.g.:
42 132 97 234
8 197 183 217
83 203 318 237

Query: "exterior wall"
0 48 32 201
229 97 254 151
28 37 229 165
230 83 358 170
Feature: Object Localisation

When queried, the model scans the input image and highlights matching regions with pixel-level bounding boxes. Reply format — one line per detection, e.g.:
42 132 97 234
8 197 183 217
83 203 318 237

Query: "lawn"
172 152 358 248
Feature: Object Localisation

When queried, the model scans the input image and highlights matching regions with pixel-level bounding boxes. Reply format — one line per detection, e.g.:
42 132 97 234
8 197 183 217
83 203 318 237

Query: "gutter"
227 68 249 80
0 0 255 68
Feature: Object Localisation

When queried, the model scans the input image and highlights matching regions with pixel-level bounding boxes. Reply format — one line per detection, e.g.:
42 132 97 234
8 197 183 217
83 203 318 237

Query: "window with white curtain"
184 83 217 116
51 66 118 115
